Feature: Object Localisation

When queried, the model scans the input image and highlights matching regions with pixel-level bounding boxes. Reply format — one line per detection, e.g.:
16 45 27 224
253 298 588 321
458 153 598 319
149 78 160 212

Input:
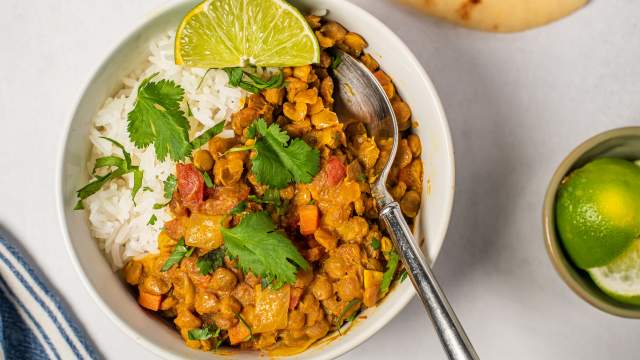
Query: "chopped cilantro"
331 53 343 70
161 238 192 272
196 248 225 275
221 212 309 287
229 201 248 215
371 237 381 250
236 313 253 341
190 121 225 150
127 74 192 162
74 137 143 210
188 324 220 341
335 298 361 332
203 171 214 188
399 269 408 282
223 68 284 94
147 214 158 225
142 186 153 192
248 119 320 189
380 251 400 295
163 174 177 199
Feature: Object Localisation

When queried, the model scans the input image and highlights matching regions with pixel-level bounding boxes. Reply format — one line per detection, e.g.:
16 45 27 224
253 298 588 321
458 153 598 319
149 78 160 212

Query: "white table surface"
1 0 639 359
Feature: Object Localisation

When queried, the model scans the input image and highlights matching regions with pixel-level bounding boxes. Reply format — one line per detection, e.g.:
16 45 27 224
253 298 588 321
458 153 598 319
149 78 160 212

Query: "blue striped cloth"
0 233 101 360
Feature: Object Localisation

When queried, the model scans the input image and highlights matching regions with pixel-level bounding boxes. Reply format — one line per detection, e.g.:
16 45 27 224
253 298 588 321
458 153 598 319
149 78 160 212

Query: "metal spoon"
332 50 479 360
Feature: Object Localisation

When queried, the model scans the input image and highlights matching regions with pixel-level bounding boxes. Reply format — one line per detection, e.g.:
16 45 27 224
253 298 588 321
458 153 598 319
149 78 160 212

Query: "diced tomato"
176 163 204 208
326 157 346 186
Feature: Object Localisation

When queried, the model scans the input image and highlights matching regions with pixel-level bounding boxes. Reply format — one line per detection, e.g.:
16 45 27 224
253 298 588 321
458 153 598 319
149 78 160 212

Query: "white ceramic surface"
56 0 454 359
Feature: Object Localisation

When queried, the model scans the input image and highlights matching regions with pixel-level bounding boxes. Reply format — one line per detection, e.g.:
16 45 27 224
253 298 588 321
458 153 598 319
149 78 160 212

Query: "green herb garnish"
223 68 284 94
380 251 400 295
335 298 361 333
229 201 248 215
74 137 143 210
128 74 191 162
221 211 309 287
371 237 381 250
203 172 214 188
161 238 193 272
399 269 408 282
331 53 342 70
127 74 225 163
147 214 158 225
239 119 320 189
188 324 221 341
236 313 253 341
197 248 225 275
248 188 282 207
153 174 177 209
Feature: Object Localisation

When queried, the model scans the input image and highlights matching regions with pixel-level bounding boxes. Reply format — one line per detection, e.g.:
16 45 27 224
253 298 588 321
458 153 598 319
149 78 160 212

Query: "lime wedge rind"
176 0 320 69
589 238 640 305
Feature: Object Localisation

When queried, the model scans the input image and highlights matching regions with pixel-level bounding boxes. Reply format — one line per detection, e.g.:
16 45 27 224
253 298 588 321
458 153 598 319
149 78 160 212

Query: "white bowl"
56 0 455 359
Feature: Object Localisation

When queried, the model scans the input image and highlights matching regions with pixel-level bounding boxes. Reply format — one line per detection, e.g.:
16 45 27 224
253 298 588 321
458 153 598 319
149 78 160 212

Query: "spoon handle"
380 202 479 360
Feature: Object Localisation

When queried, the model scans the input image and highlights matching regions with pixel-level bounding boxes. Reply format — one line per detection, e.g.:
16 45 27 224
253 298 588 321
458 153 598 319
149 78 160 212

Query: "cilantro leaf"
196 248 225 275
371 237 381 250
229 201 248 215
223 68 284 94
163 174 177 199
236 313 253 340
380 251 400 295
203 171 214 188
75 138 143 210
399 269 408 282
331 53 343 70
147 214 158 225
161 238 192 272
188 324 220 341
220 212 309 287
250 119 320 189
335 298 361 332
127 74 191 162
190 121 225 150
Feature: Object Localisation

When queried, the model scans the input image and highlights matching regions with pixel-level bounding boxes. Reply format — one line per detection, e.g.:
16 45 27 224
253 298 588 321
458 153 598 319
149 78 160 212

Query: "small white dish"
56 0 455 358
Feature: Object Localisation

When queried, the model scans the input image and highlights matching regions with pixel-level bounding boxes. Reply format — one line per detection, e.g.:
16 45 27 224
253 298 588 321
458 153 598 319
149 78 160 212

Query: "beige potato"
396 0 587 33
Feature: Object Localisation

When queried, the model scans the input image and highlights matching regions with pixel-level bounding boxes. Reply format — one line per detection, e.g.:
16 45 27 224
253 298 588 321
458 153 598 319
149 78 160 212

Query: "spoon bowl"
332 50 479 360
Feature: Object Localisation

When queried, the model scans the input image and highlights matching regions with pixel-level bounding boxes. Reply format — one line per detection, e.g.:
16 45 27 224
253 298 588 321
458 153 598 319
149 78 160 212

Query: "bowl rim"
543 126 640 318
55 0 456 358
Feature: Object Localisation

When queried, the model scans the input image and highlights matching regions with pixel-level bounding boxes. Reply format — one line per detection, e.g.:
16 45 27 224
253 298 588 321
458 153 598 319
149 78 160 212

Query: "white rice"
85 32 245 269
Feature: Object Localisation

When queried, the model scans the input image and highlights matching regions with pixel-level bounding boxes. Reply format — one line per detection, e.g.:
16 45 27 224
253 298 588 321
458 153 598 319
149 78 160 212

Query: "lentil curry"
123 15 422 355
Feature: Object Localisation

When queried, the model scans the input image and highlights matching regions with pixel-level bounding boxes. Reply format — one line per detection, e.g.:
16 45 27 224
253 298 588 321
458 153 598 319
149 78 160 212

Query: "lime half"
589 239 640 305
175 0 320 68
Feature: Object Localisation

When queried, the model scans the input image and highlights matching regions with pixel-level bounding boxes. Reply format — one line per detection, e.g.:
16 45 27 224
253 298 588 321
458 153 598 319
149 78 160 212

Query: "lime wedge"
175 0 320 68
589 239 640 305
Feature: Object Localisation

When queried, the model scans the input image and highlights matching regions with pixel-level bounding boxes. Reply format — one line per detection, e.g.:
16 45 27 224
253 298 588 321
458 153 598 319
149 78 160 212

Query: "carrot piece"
138 291 162 311
228 322 251 345
299 204 319 235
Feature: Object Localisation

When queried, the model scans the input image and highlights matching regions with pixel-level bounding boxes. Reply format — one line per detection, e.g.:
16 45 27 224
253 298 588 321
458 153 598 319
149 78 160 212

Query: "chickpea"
391 98 412 131
335 275 363 302
294 269 314 288
390 181 407 201
299 293 320 314
262 88 285 105
315 31 335 48
399 159 423 191
323 256 348 280
210 268 238 292
319 51 332 68
214 312 238 330
257 332 277 349
140 275 170 295
394 139 413 169
320 77 334 105
305 305 325 327
321 21 347 42
231 283 255 307
305 318 330 340
305 15 322 30
336 216 369 243
407 134 422 157
293 65 312 82
194 290 218 315
123 261 142 285
400 190 421 218
311 276 333 301
174 306 202 330
192 149 214 171
218 295 242 317
287 310 306 330
342 32 367 55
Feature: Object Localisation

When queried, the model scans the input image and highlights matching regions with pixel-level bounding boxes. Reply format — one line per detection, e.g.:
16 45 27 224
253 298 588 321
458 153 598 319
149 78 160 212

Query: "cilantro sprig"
196 248 225 275
223 68 284 94
127 74 225 162
153 174 177 209
220 211 309 288
161 238 194 272
74 137 143 210
379 251 400 295
238 119 319 189
188 323 221 341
